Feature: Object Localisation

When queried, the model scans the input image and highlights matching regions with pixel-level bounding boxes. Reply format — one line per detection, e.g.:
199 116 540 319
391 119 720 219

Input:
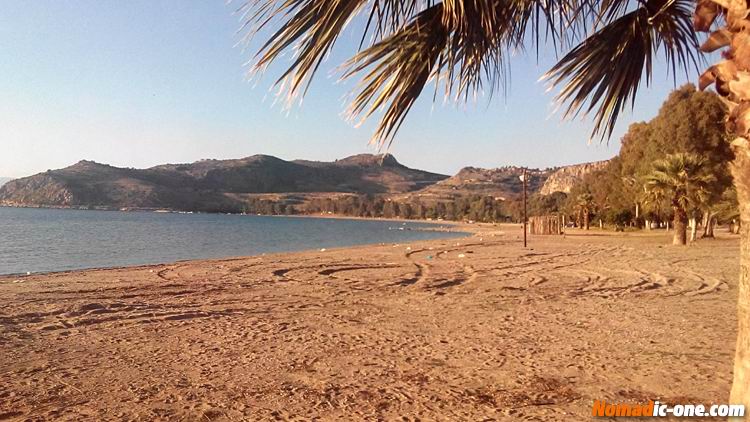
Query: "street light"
519 169 527 248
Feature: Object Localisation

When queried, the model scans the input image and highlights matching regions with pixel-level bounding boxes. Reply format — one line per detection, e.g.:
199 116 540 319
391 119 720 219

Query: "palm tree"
576 193 596 230
644 153 715 245
717 187 742 233
642 182 667 229
622 176 643 227
240 0 750 408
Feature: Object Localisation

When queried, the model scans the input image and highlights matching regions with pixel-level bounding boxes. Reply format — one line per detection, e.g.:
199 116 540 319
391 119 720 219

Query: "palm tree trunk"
701 210 713 237
673 208 687 245
584 209 590 230
702 211 716 238
635 202 640 227
730 139 750 411
689 217 698 242
708 216 716 237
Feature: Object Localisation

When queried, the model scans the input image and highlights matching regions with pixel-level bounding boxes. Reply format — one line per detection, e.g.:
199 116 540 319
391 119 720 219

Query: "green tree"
574 193 596 230
529 192 567 217
716 188 741 231
398 202 412 219
624 86 733 223
642 182 670 229
382 200 396 218
644 153 715 245
582 86 732 228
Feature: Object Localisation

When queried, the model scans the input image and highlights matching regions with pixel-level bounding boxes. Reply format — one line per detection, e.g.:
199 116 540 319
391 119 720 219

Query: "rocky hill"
539 160 610 195
0 155 447 211
402 166 551 202
0 178 12 187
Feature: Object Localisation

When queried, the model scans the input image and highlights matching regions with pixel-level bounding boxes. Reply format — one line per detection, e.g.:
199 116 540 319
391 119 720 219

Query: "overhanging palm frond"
341 4 449 147
544 0 701 140
240 0 369 100
239 0 703 145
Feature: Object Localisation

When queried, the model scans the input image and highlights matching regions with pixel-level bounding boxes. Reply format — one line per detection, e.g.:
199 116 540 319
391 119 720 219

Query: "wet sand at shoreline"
0 224 740 421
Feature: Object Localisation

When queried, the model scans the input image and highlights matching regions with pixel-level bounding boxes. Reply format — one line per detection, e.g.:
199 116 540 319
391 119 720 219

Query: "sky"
0 1 703 178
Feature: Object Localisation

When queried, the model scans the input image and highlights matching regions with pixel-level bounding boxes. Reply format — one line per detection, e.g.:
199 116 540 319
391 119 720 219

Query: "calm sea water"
0 207 464 276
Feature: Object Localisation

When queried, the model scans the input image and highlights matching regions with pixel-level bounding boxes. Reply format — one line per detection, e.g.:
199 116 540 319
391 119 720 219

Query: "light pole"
519 169 527 248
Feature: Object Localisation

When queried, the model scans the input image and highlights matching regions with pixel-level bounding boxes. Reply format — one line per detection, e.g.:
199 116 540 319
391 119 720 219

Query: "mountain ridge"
0 154 447 211
0 155 608 212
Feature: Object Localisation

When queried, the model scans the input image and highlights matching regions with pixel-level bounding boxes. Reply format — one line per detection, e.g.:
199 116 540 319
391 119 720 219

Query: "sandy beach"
0 224 740 421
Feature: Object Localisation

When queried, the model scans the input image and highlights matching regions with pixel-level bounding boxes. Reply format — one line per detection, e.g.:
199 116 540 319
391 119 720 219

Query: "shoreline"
0 203 486 231
0 219 486 281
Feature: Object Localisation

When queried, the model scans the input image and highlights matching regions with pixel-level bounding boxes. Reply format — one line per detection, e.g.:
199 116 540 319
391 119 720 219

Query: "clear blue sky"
1 1 700 178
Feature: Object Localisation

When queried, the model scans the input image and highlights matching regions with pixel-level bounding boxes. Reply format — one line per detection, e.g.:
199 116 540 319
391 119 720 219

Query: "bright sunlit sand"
0 224 739 420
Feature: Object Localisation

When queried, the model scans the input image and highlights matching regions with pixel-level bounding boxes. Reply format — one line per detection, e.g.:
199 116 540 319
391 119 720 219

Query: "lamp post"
519 169 527 248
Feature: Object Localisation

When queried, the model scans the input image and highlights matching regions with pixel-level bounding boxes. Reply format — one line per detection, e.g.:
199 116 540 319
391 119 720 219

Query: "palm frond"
644 153 716 211
544 0 701 139
241 0 369 101
341 0 606 147
341 4 449 147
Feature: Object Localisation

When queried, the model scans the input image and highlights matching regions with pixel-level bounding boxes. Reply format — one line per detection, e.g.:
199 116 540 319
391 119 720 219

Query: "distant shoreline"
0 203 474 229
273 212 467 228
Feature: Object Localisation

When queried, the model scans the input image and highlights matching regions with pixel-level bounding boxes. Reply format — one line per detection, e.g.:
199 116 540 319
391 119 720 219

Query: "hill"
393 161 609 203
539 160 610 195
0 155 447 211
0 178 11 187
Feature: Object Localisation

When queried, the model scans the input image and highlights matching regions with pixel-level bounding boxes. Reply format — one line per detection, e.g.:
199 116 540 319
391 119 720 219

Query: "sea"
0 207 464 276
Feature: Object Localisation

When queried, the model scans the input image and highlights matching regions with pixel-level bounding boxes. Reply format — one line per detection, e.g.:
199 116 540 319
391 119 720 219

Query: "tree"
240 0 750 407
622 176 642 226
717 187 741 232
529 191 568 217
575 193 596 230
647 86 734 239
382 199 396 218
642 181 669 229
398 202 412 220
644 153 715 245
563 87 731 231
